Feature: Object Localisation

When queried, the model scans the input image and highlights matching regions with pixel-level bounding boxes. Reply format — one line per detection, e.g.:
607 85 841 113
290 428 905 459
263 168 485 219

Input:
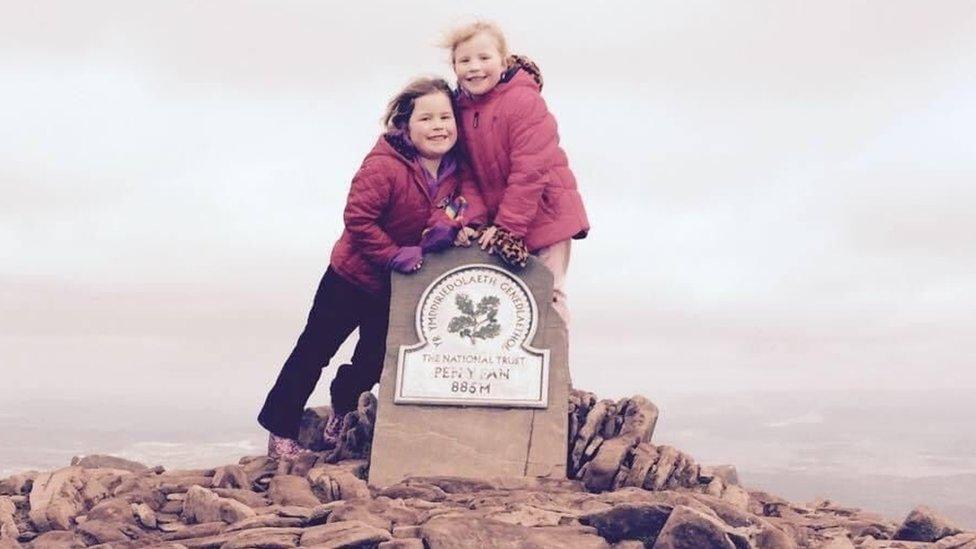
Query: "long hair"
382 77 454 132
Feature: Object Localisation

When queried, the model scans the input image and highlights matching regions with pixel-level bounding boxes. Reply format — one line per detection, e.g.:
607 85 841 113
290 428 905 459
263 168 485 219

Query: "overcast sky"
2 1 975 409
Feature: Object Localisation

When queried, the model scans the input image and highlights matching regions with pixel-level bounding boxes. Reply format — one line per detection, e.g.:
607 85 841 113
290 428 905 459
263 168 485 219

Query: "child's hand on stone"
389 246 423 273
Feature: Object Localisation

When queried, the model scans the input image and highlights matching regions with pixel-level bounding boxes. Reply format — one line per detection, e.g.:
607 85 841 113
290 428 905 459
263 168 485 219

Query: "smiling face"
452 32 506 97
407 91 457 160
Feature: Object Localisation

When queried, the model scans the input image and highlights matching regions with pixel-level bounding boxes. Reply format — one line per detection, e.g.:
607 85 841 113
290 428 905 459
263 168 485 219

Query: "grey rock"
218 527 301 549
75 519 141 545
24 530 85 549
161 522 226 541
267 476 320 508
210 488 267 508
307 466 370 503
935 532 976 548
645 446 680 492
27 468 86 532
377 483 447 502
300 520 392 547
326 501 393 532
652 505 736 549
378 540 425 549
580 502 673 545
0 473 37 497
421 516 609 549
392 525 423 538
584 438 634 492
224 515 303 532
70 456 148 474
894 506 963 542
180 486 255 525
134 503 158 529
209 466 249 490
87 498 136 525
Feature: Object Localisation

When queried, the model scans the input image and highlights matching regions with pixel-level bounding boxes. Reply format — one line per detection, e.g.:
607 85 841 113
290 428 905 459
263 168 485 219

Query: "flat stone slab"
369 246 569 486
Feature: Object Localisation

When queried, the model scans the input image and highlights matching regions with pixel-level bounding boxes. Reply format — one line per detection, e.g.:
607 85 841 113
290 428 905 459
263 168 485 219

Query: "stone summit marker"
369 245 569 486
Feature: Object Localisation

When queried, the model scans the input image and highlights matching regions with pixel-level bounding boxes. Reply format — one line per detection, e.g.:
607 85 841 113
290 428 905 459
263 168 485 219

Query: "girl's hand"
478 225 499 250
455 226 478 247
420 221 458 253
390 246 423 274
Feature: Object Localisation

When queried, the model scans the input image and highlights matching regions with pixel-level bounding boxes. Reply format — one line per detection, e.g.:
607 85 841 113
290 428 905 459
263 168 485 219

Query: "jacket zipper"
473 111 480 128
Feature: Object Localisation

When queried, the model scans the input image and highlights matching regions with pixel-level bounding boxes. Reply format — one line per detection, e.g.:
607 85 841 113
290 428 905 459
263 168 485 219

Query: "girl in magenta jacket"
442 21 590 323
258 77 485 459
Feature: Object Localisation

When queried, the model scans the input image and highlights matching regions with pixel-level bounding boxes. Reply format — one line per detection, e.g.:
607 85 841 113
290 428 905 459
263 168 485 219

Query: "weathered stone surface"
180 486 255 525
645 446 680 491
160 500 184 514
87 498 136 524
307 502 344 526
370 247 568 486
580 502 673 545
224 514 303 532
584 438 634 492
75 519 141 545
377 483 447 502
0 473 36 497
161 522 226 541
686 493 796 549
267 475 320 508
28 468 86 532
653 505 737 549
211 488 267 508
421 516 610 549
485 504 565 527
134 503 158 529
70 455 148 474
209 466 249 490
326 500 394 531
25 530 86 549
392 525 423 538
300 520 392 547
894 506 963 542
158 477 214 494
0 497 18 540
308 466 370 503
378 539 425 549
218 527 301 549
403 476 495 494
817 536 856 549
935 532 976 548
174 531 238 549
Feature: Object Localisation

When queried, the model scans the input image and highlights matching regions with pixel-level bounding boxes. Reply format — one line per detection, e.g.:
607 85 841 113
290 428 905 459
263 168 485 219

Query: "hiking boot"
322 412 345 448
267 432 311 459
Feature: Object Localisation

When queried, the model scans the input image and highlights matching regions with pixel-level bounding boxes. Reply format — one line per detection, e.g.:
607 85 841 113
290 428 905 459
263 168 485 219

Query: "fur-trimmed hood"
501 54 543 91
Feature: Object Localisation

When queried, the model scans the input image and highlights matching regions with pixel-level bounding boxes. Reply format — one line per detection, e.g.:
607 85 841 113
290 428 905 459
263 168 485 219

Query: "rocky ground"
1 390 971 549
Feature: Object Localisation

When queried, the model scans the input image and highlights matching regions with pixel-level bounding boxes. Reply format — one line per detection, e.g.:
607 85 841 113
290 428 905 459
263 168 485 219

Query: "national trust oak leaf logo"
447 293 501 344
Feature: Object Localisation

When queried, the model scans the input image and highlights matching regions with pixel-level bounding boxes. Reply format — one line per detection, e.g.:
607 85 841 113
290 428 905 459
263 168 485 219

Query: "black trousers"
257 266 390 439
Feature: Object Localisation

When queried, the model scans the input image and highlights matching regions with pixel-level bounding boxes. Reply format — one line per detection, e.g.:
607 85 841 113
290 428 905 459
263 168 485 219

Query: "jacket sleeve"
492 87 557 238
457 165 488 227
343 159 401 268
426 163 489 229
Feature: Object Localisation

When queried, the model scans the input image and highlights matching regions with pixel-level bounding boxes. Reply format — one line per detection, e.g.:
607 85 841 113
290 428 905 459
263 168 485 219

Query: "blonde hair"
440 20 510 65
381 77 454 131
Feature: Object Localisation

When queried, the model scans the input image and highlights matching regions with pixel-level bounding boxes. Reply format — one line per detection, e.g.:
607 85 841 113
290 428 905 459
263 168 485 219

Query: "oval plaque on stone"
395 263 550 407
